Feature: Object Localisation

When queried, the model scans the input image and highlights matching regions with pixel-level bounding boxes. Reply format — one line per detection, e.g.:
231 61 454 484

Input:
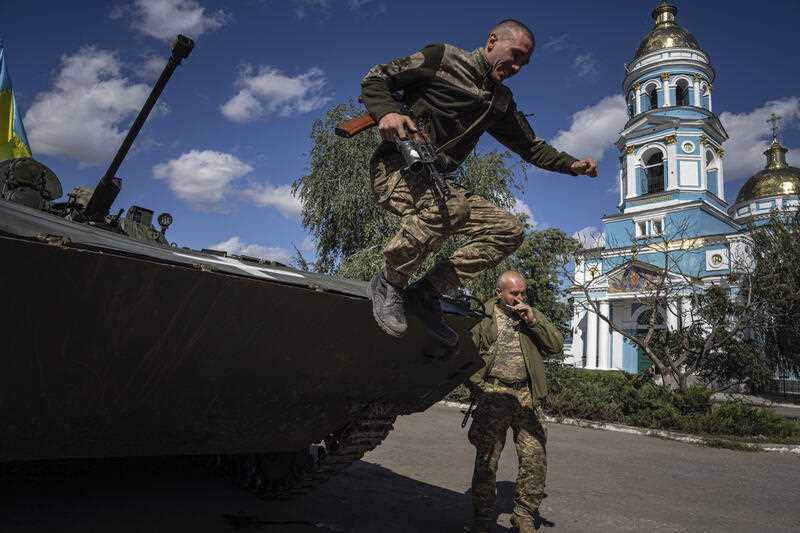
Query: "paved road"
2 404 798 532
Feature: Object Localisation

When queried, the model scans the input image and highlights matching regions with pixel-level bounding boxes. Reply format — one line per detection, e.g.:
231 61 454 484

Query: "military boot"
404 278 458 347
367 271 407 338
510 513 539 532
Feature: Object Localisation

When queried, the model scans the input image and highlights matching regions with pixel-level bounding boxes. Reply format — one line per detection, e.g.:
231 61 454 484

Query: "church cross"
767 113 782 142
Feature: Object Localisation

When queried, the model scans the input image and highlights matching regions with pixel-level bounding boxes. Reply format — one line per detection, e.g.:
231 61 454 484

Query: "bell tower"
616 1 729 217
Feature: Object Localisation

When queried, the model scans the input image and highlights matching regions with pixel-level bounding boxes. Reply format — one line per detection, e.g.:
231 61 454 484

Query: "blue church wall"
605 220 636 248
671 191 728 212
663 208 737 238
703 93 711 109
708 169 719 196
623 333 639 373
608 204 737 247
641 94 651 112
601 247 728 280
657 88 665 108
654 108 707 120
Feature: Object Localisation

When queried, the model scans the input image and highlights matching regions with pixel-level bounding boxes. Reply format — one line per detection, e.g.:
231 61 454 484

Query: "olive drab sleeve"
526 308 564 356
360 44 445 121
488 100 579 176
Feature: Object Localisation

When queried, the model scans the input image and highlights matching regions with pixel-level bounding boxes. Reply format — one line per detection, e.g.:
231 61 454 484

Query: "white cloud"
543 34 569 52
347 0 386 14
573 53 598 80
116 0 231 41
142 54 167 80
573 226 605 248
221 65 332 123
292 0 331 19
153 149 252 209
240 182 303 218
300 235 316 252
24 47 153 167
719 97 800 181
551 95 628 162
511 197 537 228
210 236 293 265
292 0 383 19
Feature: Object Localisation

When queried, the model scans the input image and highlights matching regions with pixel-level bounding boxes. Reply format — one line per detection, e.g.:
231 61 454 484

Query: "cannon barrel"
82 35 194 223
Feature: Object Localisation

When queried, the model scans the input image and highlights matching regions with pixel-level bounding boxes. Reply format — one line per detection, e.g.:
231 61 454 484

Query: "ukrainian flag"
0 44 32 161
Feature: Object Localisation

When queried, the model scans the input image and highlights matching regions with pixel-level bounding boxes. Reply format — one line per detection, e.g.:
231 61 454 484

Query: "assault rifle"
335 98 453 216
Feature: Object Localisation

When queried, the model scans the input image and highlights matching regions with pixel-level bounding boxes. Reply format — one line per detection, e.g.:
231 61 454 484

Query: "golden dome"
634 2 703 60
736 140 800 204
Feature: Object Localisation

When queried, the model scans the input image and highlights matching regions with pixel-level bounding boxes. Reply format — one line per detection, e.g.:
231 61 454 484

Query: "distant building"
565 1 800 372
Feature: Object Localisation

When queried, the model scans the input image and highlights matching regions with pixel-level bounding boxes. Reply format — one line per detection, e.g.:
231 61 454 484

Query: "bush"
541 364 800 441
444 363 800 441
697 402 800 439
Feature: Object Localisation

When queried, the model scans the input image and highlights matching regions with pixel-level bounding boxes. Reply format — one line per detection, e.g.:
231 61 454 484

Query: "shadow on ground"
0 457 510 533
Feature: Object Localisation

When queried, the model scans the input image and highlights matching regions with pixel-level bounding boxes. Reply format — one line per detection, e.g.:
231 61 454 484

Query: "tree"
294 100 576 330
566 219 765 391
747 210 800 376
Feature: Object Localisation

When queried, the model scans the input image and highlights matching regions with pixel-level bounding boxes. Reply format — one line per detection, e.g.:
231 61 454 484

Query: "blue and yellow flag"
0 44 32 161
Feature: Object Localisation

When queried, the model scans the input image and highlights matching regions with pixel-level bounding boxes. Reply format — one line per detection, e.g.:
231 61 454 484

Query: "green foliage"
543 365 800 440
295 100 579 332
748 210 800 374
698 401 799 439
292 99 388 275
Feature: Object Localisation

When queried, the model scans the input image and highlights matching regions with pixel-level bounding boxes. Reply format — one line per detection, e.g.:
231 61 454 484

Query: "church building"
565 1 800 372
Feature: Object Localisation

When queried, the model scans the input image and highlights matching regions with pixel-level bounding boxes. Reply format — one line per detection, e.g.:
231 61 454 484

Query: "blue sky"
2 0 799 264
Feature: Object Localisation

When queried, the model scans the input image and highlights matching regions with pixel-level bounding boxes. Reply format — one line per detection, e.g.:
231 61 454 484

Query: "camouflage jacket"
469 298 564 399
360 43 579 175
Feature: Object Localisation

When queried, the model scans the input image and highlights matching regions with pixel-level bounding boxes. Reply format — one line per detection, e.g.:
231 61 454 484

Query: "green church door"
637 347 652 372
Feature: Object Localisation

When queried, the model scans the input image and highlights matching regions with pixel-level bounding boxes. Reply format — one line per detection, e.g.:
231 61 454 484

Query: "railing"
768 374 800 398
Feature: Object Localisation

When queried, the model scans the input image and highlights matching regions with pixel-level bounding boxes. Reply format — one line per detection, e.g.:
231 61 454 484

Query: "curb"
438 401 800 455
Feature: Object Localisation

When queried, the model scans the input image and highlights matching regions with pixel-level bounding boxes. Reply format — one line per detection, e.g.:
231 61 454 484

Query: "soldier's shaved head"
490 19 535 48
495 270 528 309
496 270 526 290
484 20 535 84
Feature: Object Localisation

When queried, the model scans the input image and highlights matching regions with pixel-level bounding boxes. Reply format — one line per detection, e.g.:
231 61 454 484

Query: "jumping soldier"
360 19 597 345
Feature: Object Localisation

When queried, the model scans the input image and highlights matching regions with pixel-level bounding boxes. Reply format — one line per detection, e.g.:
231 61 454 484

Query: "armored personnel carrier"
0 36 484 498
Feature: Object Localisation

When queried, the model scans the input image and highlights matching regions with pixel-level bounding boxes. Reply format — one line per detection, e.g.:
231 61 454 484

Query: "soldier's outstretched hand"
571 158 598 178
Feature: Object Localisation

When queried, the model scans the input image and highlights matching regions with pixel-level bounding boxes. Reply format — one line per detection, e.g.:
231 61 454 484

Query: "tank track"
210 403 397 499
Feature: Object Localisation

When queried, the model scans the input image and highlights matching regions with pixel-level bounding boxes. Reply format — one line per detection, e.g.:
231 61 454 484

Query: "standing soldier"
467 271 562 532
360 19 597 345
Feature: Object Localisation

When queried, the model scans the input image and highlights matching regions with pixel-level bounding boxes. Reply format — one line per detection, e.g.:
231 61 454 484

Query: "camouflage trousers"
468 381 547 521
370 145 524 292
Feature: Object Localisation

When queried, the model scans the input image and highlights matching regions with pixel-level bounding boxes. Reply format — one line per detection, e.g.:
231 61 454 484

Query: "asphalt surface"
2 404 799 533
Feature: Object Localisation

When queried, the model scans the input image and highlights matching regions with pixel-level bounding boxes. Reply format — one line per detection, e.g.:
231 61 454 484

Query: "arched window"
642 149 665 194
647 84 659 110
675 79 690 106
628 91 636 117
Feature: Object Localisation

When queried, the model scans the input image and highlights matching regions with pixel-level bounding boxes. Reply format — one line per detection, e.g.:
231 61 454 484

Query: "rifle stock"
335 113 376 138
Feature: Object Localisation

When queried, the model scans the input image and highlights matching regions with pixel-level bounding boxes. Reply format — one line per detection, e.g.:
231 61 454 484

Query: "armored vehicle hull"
0 199 483 495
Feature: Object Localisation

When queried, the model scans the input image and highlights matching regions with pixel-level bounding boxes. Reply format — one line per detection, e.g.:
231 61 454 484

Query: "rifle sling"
435 85 503 155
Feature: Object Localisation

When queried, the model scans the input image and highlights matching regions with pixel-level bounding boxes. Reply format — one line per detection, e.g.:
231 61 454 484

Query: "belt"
486 377 529 390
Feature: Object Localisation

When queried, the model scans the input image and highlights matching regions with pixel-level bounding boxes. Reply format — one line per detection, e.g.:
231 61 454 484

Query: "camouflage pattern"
468 380 547 521
487 309 528 383
361 43 580 176
370 145 524 292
